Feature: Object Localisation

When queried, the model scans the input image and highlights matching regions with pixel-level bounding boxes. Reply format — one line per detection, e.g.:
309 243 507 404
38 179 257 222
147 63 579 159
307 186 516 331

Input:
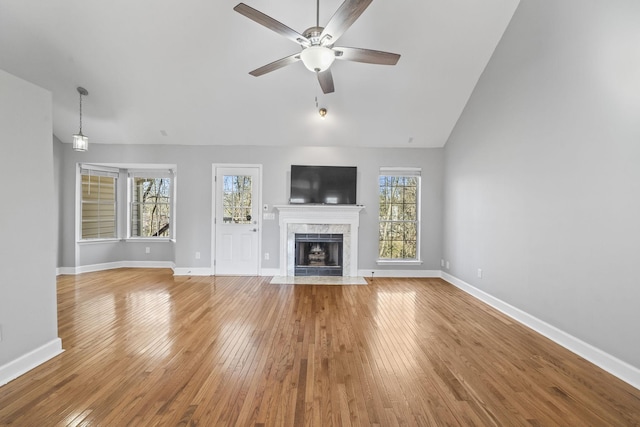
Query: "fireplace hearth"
295 234 343 276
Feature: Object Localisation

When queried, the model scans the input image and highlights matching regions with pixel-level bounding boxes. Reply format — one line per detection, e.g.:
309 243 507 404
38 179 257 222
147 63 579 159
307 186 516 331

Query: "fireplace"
295 233 343 276
275 205 364 277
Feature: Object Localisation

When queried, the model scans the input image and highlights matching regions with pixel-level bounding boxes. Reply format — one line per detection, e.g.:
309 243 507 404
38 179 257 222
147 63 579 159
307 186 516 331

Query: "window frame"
128 170 175 240
76 164 177 244
221 174 253 224
377 167 422 264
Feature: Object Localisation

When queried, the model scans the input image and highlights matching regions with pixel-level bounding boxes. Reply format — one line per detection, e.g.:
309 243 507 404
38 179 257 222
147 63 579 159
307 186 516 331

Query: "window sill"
78 238 121 245
78 238 175 244
125 238 174 243
376 259 423 266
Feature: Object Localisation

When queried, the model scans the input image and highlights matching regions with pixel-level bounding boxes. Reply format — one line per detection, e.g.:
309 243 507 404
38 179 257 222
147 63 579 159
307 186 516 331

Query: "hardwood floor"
0 269 638 426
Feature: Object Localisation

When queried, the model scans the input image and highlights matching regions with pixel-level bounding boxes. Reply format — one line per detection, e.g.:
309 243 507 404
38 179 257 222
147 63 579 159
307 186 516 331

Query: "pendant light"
72 87 89 152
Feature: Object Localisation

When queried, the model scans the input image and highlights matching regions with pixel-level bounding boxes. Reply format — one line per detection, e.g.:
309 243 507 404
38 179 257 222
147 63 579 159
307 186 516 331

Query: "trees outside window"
378 169 421 260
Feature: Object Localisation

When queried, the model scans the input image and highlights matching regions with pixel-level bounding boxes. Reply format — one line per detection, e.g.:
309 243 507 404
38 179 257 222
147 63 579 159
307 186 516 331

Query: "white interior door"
213 166 260 275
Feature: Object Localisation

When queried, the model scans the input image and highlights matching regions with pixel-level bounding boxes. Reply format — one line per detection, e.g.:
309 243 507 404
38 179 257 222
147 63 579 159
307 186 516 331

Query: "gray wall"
58 144 443 273
0 70 59 367
444 0 640 368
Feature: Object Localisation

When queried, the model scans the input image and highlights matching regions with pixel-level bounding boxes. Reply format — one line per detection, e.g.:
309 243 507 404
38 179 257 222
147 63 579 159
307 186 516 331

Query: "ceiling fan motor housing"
303 26 325 45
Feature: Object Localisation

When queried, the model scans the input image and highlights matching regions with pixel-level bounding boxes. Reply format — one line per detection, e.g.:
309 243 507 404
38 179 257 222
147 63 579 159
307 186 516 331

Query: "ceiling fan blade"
249 53 301 77
333 46 400 65
320 0 373 45
317 69 335 94
234 3 310 46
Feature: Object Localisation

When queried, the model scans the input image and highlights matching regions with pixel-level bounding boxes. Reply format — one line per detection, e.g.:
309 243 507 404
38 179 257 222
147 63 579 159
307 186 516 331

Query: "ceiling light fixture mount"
72 86 89 152
319 107 327 118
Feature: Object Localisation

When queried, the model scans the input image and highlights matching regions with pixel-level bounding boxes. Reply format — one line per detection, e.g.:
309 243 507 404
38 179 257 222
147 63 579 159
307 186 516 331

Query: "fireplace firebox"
294 233 343 276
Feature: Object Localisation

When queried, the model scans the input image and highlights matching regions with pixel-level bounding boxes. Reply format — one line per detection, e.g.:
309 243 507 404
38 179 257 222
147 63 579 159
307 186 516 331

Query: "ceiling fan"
233 0 401 94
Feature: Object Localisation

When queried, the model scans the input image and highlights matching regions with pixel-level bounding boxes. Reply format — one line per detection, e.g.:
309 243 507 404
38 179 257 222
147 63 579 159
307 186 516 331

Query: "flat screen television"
290 165 357 205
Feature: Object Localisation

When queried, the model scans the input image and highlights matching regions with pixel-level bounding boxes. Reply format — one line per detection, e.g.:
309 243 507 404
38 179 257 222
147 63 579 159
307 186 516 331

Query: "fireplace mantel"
274 204 364 223
274 205 364 276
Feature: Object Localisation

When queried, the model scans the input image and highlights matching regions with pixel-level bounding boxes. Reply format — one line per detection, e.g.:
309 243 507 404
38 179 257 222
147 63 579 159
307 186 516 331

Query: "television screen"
290 165 357 205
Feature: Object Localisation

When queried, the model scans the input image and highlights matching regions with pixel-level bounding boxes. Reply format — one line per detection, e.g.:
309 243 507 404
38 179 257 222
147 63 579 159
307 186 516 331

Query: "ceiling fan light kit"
301 46 335 72
234 0 400 94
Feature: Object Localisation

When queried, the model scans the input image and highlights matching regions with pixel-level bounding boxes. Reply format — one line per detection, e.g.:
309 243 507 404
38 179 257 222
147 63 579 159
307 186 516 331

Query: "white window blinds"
80 165 119 239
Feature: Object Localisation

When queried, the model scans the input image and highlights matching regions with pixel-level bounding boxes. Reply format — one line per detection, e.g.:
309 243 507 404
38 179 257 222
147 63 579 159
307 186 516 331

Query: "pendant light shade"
73 87 89 152
72 133 89 152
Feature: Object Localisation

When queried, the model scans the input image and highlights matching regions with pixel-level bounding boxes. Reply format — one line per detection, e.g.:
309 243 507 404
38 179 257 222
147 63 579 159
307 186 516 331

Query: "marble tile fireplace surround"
274 205 364 277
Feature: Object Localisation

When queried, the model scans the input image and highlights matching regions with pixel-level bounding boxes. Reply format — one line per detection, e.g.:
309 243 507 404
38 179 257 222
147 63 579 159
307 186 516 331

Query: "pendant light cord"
79 91 83 135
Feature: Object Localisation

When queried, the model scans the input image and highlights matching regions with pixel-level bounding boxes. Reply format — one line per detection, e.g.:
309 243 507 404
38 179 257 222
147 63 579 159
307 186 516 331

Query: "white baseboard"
172 267 212 276
442 272 640 391
359 269 442 278
60 265 301 277
0 338 63 386
57 267 75 275
173 267 284 276
59 265 443 279
57 261 175 275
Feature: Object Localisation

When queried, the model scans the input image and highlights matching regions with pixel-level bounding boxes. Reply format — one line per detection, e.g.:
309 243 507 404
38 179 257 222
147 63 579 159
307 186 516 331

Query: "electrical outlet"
145 247 150 254
0 325 3 342
264 252 270 260
440 259 445 267
445 261 450 269
195 252 201 260
477 268 483 278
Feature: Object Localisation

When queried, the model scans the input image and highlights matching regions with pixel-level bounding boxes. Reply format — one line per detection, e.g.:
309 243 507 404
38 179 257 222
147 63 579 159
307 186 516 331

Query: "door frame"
211 163 263 276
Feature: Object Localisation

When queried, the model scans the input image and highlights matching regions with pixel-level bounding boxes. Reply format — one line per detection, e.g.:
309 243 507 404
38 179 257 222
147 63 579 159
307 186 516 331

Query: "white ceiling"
0 0 519 148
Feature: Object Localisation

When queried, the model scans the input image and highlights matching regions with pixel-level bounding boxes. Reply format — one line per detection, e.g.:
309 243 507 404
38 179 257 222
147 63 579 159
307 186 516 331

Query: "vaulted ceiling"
0 0 519 148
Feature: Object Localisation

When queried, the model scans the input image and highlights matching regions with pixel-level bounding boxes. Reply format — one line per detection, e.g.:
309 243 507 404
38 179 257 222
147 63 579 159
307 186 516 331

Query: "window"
222 174 252 224
80 166 118 239
378 168 421 260
130 171 174 238
77 164 176 242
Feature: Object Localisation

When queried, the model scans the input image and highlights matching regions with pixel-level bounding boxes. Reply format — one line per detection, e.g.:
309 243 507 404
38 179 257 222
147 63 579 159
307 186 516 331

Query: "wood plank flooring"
0 269 638 426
